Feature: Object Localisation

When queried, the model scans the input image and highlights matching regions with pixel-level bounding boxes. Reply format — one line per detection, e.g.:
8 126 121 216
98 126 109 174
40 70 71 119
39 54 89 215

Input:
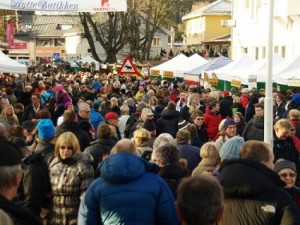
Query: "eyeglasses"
195 118 204 121
279 173 296 178
84 111 90 113
59 146 73 151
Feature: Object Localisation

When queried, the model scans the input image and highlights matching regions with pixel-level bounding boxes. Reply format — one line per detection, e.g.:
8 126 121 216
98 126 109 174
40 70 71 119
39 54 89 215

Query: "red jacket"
240 94 249 109
204 107 222 140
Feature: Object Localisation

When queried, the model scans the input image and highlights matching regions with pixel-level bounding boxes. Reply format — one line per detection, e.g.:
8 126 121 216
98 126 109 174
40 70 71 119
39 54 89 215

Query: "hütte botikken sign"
0 0 127 12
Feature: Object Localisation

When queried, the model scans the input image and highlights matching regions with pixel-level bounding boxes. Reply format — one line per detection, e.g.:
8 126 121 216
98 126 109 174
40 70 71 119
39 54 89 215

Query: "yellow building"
182 0 232 56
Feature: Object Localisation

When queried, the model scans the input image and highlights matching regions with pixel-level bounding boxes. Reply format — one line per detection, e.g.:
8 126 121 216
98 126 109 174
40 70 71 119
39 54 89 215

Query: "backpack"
124 114 140 138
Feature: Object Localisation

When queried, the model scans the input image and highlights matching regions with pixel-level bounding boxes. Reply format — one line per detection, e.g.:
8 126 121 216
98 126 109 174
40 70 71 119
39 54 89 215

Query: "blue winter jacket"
78 153 178 225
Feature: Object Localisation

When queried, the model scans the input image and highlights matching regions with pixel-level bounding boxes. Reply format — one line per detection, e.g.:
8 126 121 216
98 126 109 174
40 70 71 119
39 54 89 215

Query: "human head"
0 140 23 200
151 143 180 166
219 136 245 161
191 110 204 127
176 176 224 225
143 119 156 135
223 118 237 138
105 112 119 127
288 109 300 120
97 123 111 139
189 93 200 106
152 133 177 152
208 100 220 112
120 105 130 115
200 142 219 161
274 159 297 189
133 128 151 147
274 119 293 140
55 132 80 159
240 140 274 170
141 108 154 122
254 103 264 117
63 109 77 122
37 119 55 140
176 129 191 145
233 112 245 124
110 139 136 155
78 102 91 119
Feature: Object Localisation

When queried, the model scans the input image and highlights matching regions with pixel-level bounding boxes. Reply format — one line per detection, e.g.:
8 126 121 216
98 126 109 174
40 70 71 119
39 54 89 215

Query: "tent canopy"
175 54 208 78
0 51 27 74
78 56 100 64
275 54 300 85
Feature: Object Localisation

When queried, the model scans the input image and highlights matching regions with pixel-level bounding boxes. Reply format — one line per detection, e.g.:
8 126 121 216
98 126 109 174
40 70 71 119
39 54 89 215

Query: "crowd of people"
1 67 300 225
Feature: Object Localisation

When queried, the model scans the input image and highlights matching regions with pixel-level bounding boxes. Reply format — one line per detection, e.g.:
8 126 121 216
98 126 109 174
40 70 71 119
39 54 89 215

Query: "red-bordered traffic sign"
118 56 138 75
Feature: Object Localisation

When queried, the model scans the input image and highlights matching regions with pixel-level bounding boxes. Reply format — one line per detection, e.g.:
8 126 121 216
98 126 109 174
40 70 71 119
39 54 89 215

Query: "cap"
274 159 297 173
223 118 236 130
0 140 22 166
141 108 154 116
223 90 230 97
37 119 55 139
105 112 118 120
22 120 36 132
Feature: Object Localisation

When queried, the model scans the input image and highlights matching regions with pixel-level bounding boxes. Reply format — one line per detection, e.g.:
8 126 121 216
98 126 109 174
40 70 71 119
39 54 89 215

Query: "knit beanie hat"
178 120 189 130
37 119 55 139
219 136 245 160
0 140 22 166
143 119 156 132
274 159 297 173
223 118 236 130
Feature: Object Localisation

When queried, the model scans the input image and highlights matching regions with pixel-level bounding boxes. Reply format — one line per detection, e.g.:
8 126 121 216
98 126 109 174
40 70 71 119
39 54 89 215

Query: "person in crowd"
233 112 246 135
143 119 157 148
185 123 203 148
240 88 250 109
19 118 55 220
0 104 19 129
242 103 265 141
148 95 158 111
99 100 112 118
219 90 233 119
289 124 300 153
156 101 181 138
135 85 145 99
215 118 238 151
219 140 300 224
20 85 32 107
176 176 224 225
78 139 178 225
22 120 36 145
274 159 300 208
5 87 17 106
190 110 208 144
111 97 121 116
288 109 300 139
118 104 130 138
84 123 117 172
273 119 300 176
133 128 153 161
56 102 74 126
14 103 24 124
49 132 94 225
0 140 42 225
128 107 154 138
181 93 205 121
56 110 90 151
244 89 259 122
105 112 121 140
151 143 188 197
176 129 201 173
204 100 222 140
274 93 287 120
143 89 155 104
22 93 43 122
192 142 220 176
229 95 245 117
86 100 105 137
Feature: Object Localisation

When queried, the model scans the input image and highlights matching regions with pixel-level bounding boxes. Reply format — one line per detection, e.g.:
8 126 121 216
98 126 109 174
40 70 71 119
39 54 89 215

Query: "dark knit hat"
37 119 55 139
178 120 189 130
219 136 245 160
0 140 22 166
223 118 236 130
22 120 36 132
274 159 297 173
143 119 156 132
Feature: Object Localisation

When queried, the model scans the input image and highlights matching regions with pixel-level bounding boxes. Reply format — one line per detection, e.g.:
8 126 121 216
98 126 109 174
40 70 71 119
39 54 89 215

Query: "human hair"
8 125 24 138
185 124 199 138
152 133 177 152
78 102 90 112
274 119 293 130
254 103 264 110
54 132 80 158
232 96 240 104
125 98 135 107
120 105 130 115
111 97 118 106
208 100 219 110
276 93 284 101
14 103 24 111
234 112 245 124
0 164 22 192
110 139 136 155
36 108 51 119
1 104 18 123
136 102 147 112
63 109 77 122
208 91 219 102
152 143 180 165
109 125 117 137
176 129 191 145
190 110 203 120
86 100 94 108
32 93 40 99
289 109 300 119
167 101 176 110
133 128 151 147
200 142 219 160
97 123 111 139
176 176 224 225
240 140 270 162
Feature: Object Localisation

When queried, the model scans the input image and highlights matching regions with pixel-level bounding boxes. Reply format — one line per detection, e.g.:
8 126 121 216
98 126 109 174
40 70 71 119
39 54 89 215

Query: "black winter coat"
156 108 181 138
242 116 264 141
219 159 300 225
0 195 42 225
219 96 233 119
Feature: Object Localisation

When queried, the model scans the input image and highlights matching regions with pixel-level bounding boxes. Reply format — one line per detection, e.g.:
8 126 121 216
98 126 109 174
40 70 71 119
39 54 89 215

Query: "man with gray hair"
0 140 42 225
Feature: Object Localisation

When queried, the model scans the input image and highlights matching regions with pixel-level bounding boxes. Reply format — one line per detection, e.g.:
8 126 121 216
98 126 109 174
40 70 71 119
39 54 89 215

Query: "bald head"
110 139 136 155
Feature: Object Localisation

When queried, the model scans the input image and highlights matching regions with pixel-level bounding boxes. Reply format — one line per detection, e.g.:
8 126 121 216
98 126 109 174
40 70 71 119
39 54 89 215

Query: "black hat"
0 140 22 166
143 119 156 132
11 137 27 148
22 120 36 132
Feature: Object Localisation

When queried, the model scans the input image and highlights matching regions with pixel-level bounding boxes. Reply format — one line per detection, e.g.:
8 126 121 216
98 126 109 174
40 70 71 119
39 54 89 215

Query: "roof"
30 15 80 37
203 34 231 44
182 0 232 21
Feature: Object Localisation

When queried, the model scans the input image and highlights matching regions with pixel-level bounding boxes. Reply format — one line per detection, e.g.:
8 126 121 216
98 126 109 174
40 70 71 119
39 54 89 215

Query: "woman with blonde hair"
0 104 19 129
133 128 152 160
49 132 94 225
192 142 220 176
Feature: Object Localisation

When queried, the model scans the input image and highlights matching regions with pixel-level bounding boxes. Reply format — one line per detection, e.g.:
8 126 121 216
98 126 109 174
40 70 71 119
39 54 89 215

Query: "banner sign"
8 43 27 49
6 23 15 47
0 0 127 12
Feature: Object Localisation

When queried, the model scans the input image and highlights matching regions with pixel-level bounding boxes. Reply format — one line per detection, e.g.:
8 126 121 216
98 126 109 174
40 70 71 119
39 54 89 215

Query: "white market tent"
175 54 208 78
212 53 257 83
0 51 27 74
273 54 300 85
78 55 100 64
150 53 189 78
230 53 284 84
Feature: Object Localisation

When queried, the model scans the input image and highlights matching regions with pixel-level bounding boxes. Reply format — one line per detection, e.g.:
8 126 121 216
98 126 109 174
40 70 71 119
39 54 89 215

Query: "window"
152 37 161 47
54 38 65 46
61 24 73 30
262 47 266 58
281 46 285 58
274 46 278 53
242 47 248 54
255 47 259 59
